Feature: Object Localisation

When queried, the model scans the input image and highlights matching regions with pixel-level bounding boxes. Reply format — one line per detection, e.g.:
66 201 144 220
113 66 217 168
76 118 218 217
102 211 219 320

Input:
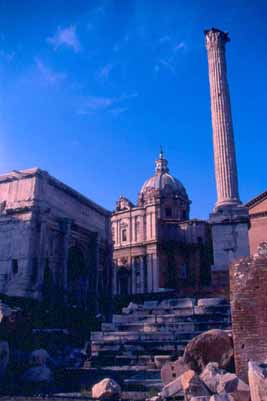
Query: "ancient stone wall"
230 247 267 382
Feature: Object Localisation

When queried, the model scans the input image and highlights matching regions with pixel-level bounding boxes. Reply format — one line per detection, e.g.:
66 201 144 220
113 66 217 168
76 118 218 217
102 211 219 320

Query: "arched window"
179 263 188 280
12 259 18 275
165 207 172 218
121 229 127 242
67 246 87 306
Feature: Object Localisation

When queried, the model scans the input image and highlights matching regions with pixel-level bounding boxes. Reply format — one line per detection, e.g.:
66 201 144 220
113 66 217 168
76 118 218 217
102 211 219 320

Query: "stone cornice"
245 191 267 209
0 167 111 217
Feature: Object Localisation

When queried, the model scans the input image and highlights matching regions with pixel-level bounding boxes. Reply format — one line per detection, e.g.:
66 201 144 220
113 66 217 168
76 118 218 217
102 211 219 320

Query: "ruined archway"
67 246 87 307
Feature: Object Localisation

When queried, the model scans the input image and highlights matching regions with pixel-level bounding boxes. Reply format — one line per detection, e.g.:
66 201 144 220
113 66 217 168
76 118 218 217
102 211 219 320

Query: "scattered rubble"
21 348 54 386
161 356 189 385
217 372 250 400
92 378 121 400
181 369 211 400
200 362 225 393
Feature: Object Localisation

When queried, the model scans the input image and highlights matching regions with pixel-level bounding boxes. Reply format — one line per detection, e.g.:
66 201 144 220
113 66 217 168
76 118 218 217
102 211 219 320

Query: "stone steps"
86 297 231 396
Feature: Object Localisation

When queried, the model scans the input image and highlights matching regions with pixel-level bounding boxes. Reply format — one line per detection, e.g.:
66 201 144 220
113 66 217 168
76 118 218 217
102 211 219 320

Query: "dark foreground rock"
183 329 234 373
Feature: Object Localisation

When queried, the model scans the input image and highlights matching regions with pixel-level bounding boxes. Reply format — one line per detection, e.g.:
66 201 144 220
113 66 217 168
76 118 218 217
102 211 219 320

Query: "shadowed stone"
200 362 225 393
183 329 233 373
181 370 211 401
210 395 234 401
160 376 183 398
217 373 250 401
161 356 189 385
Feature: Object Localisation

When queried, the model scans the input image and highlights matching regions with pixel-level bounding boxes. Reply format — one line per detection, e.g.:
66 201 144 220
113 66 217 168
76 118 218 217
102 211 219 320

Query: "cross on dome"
155 147 169 175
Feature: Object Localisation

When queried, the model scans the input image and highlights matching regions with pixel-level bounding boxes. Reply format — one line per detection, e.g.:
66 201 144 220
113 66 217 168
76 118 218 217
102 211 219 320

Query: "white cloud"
35 58 66 84
159 35 171 44
96 63 114 81
158 59 176 75
174 41 186 52
77 92 138 116
0 50 15 62
47 25 81 53
109 107 128 117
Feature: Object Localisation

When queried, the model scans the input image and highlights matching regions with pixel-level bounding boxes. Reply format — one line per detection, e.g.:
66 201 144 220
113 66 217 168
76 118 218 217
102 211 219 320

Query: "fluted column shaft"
205 29 240 209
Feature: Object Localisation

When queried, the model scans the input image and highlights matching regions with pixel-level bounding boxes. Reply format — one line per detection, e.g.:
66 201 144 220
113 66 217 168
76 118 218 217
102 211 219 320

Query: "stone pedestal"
210 205 249 282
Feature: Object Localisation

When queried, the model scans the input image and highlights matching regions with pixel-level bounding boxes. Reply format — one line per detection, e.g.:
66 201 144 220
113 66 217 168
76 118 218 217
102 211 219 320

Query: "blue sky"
0 0 266 218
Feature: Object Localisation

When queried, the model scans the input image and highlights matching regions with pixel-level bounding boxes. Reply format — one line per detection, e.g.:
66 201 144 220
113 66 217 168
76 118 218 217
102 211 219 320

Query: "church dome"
141 173 187 197
138 149 189 206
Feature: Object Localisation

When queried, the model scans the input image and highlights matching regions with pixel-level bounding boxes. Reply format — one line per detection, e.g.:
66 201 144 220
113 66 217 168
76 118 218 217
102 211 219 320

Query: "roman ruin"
205 28 250 287
0 26 265 400
0 168 111 312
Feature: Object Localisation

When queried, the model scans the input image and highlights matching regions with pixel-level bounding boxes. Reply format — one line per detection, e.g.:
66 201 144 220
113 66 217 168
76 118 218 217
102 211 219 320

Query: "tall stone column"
131 257 136 294
204 28 249 285
205 28 240 210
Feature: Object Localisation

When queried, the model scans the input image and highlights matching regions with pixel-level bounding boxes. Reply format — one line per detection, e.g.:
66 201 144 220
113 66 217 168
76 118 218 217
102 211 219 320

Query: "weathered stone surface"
198 298 226 307
248 361 267 401
210 395 234 401
181 370 211 401
0 341 9 379
92 378 121 400
183 329 233 372
160 375 183 398
230 255 267 381
123 302 139 314
200 362 225 393
217 373 250 401
21 366 53 383
161 356 189 385
154 355 171 369
0 168 111 307
147 396 163 401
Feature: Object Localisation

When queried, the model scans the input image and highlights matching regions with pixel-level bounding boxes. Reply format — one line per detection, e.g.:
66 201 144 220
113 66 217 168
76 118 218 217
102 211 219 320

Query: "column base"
210 204 250 274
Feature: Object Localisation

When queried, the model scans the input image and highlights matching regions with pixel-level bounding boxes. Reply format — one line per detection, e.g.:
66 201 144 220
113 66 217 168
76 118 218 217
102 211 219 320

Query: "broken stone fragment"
217 373 250 401
248 361 267 401
21 366 53 383
200 362 225 393
160 375 183 398
30 349 50 366
183 329 234 373
154 355 171 369
92 378 121 400
161 356 189 384
181 369 211 401
210 395 234 401
147 396 163 401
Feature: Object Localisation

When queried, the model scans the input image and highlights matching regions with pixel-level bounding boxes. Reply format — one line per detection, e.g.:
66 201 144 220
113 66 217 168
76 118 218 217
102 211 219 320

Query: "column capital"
204 28 230 51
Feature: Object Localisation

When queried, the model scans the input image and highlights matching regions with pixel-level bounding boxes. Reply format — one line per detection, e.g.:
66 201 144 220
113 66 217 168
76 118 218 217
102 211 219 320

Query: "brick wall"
230 254 267 382
247 193 267 255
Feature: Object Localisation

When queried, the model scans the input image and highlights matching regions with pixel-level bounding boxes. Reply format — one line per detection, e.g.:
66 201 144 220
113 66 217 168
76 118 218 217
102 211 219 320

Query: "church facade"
0 168 111 312
111 151 212 296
